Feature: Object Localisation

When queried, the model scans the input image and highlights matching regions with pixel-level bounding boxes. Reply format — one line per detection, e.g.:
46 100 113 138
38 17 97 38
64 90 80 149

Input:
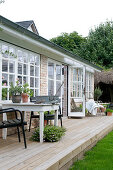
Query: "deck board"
1 116 113 170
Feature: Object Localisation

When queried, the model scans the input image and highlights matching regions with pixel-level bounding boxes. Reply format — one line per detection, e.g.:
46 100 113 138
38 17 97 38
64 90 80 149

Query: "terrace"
1 115 113 170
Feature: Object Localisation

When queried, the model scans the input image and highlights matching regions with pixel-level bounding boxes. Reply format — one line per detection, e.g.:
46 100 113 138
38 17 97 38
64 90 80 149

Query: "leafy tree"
50 32 86 55
78 21 113 68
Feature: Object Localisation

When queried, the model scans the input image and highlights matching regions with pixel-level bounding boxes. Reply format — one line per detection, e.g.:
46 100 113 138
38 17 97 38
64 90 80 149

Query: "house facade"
0 15 101 133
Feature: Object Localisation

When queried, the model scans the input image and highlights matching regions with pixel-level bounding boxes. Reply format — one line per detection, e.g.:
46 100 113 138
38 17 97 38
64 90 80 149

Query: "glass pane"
23 76 28 84
18 50 23 62
18 63 22 74
30 55 34 64
35 56 39 66
35 67 39 77
9 75 15 85
2 88 8 100
23 64 28 75
48 80 54 95
30 77 34 87
18 76 22 85
9 47 15 59
35 78 39 88
2 45 8 58
23 52 28 63
30 89 34 97
35 89 39 96
2 73 8 86
2 60 8 72
56 65 61 80
48 63 54 79
9 61 15 73
30 66 34 76
56 81 61 97
70 99 83 112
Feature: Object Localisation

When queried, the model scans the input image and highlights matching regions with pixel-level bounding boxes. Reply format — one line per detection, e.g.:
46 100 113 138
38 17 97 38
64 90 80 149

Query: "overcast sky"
0 0 113 40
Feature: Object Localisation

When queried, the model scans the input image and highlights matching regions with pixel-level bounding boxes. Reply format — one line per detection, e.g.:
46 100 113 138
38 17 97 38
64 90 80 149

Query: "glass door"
48 61 62 112
68 66 86 117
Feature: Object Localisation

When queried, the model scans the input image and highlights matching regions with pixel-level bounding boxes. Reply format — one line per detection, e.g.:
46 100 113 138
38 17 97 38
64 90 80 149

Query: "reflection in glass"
18 76 22 85
9 75 15 85
9 47 15 59
35 89 39 96
2 73 8 86
35 67 39 77
23 76 28 84
23 64 28 75
2 60 8 72
35 56 39 66
9 61 15 73
2 88 8 100
48 63 54 79
35 78 39 88
30 66 34 76
56 81 61 97
30 55 34 64
30 77 34 87
18 50 23 62
2 45 8 58
18 63 22 74
70 100 83 112
23 52 28 63
56 65 61 80
48 80 54 95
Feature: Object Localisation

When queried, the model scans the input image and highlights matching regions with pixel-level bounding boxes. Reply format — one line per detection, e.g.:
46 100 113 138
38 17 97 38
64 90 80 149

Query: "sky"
0 0 113 40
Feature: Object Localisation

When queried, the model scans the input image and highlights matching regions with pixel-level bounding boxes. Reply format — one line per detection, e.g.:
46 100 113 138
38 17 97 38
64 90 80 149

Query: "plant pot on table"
12 95 21 103
21 93 29 103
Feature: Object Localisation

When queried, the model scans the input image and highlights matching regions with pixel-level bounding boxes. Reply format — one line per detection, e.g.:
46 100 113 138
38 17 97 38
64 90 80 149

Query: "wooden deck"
1 115 113 170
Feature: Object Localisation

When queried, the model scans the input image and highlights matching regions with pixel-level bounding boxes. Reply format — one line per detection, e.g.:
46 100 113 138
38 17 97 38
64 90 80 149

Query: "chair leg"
60 118 62 127
29 116 32 132
22 124 27 149
17 126 21 142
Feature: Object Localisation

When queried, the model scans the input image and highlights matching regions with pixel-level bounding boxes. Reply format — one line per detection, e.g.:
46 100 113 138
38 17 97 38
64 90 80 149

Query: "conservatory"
0 15 101 121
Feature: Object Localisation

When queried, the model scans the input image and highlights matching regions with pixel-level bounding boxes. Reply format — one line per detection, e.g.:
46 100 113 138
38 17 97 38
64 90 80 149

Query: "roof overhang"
0 15 102 72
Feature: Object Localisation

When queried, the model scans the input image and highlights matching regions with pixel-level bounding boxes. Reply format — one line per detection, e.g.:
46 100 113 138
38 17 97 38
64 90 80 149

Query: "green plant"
2 88 7 100
22 83 30 95
106 108 113 113
9 80 22 96
31 125 66 142
94 87 103 101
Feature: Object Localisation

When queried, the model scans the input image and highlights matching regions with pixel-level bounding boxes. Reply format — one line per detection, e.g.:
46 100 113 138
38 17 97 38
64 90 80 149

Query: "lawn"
70 130 113 170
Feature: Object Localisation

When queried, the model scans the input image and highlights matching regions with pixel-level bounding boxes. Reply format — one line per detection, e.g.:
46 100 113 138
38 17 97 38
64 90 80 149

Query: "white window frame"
0 41 40 100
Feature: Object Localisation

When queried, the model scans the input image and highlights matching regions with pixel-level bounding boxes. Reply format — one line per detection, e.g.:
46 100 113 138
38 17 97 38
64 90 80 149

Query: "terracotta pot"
107 112 112 116
44 120 47 126
12 95 21 103
21 93 28 103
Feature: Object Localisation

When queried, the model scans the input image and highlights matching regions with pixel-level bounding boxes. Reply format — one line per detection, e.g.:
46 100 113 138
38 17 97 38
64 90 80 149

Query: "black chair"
0 108 27 148
29 105 63 132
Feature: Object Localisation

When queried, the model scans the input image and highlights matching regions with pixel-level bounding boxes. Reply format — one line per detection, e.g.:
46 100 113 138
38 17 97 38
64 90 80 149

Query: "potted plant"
22 83 30 103
94 87 103 102
106 108 113 116
9 80 22 103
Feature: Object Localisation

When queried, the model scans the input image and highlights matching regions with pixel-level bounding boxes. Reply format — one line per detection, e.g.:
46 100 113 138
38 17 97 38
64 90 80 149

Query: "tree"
50 32 86 55
77 21 113 68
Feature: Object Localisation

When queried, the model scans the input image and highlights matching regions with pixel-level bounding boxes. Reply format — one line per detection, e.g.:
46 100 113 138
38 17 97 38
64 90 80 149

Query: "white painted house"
0 15 101 121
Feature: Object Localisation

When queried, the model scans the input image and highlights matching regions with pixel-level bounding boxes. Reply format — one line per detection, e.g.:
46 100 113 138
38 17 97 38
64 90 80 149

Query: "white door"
68 66 86 117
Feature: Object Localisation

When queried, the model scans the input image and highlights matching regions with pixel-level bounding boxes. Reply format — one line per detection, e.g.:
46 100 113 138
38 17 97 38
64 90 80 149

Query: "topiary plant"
94 87 103 101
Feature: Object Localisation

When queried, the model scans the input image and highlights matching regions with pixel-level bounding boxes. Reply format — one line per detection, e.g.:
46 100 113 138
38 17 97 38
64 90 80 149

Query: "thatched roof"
94 68 113 86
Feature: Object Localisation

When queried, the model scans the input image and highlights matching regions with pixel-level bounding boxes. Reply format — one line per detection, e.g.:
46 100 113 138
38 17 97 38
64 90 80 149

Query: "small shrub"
44 125 66 142
31 125 66 142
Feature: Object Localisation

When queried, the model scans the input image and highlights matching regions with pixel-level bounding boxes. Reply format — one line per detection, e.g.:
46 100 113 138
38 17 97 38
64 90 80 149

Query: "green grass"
70 131 113 170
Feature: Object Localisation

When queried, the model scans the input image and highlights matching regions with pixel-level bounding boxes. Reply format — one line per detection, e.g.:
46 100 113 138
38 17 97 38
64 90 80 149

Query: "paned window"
0 42 40 100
